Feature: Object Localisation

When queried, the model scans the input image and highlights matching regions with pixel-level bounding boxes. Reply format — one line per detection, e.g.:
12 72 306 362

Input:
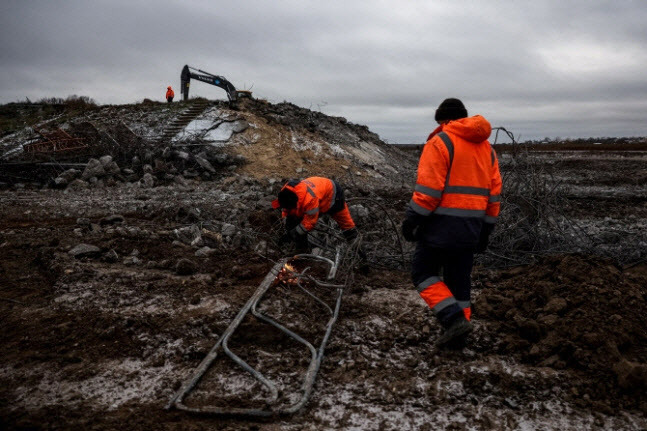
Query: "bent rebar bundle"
167 251 343 417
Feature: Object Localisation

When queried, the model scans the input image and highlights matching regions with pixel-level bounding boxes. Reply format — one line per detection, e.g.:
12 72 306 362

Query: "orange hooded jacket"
166 87 174 99
409 115 501 246
272 177 353 234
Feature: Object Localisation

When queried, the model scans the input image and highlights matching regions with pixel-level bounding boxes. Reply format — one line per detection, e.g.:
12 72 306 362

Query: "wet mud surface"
1 150 647 430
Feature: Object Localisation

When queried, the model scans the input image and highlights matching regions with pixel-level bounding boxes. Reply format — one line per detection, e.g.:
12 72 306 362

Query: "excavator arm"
181 65 246 102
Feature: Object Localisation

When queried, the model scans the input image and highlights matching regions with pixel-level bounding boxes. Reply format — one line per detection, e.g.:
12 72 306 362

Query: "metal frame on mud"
166 250 344 417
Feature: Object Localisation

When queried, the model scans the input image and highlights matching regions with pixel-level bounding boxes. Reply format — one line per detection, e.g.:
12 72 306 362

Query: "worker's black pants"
167 97 173 103
411 245 474 327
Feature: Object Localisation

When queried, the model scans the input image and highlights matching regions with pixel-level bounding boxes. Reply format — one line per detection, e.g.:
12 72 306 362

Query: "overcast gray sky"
2 0 646 144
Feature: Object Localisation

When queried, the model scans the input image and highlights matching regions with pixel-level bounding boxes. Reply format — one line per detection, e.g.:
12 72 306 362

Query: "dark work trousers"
411 245 474 327
167 97 173 103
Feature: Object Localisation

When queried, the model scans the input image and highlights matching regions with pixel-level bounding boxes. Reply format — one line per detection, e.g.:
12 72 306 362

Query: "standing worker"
402 98 502 346
272 177 359 250
166 86 175 103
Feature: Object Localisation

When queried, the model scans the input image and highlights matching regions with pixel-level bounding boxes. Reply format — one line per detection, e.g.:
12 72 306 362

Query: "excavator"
180 65 252 102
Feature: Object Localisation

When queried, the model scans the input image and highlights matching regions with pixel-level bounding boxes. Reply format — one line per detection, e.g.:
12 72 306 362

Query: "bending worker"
166 86 174 103
272 177 358 249
402 98 502 346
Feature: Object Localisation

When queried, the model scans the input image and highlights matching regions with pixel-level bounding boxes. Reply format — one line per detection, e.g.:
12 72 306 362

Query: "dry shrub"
484 129 594 267
36 95 96 108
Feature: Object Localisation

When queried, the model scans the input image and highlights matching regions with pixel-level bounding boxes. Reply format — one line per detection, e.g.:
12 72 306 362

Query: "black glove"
289 228 309 251
278 233 292 246
279 226 305 244
402 209 427 242
476 223 494 253
401 218 418 242
342 227 359 242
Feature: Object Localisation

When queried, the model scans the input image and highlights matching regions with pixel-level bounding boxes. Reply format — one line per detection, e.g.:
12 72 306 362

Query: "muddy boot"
443 332 470 350
436 314 473 347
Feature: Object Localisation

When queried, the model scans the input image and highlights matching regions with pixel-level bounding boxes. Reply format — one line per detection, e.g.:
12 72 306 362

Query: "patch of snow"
203 122 236 142
188 369 269 402
184 119 214 133
0 128 32 158
5 359 181 411
327 143 348 156
308 381 647 430
291 135 323 154
51 282 232 318
363 288 424 309
187 296 231 312
365 316 390 330
435 379 465 396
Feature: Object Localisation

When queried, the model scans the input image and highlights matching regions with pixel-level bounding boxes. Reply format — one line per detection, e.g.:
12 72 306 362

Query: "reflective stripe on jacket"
281 177 338 233
409 115 502 247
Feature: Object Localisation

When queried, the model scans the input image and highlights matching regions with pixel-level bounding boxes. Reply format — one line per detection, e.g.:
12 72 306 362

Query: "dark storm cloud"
1 0 646 143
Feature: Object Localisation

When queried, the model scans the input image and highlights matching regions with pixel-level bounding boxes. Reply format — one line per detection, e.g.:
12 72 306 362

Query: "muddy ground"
1 146 647 430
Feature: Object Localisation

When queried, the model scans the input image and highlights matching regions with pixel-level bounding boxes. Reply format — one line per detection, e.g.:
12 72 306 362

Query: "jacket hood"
271 180 300 209
443 115 491 143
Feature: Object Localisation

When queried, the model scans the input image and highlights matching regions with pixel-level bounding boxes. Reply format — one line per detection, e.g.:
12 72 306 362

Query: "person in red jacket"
402 98 502 347
166 86 174 103
272 177 358 250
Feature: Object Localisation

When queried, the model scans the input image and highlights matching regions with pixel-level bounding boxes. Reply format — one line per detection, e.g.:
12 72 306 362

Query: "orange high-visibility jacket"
166 87 174 98
279 177 338 234
409 115 501 237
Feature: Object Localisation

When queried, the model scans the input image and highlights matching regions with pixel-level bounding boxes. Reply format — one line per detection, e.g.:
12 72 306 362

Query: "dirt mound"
475 254 647 413
194 98 417 189
0 98 417 192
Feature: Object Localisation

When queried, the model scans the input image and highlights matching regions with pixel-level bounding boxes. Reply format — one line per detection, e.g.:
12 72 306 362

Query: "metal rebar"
167 247 345 417
293 254 336 279
167 259 286 411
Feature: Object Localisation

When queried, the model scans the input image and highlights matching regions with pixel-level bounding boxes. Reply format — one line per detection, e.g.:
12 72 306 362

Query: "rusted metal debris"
167 250 344 417
23 127 88 157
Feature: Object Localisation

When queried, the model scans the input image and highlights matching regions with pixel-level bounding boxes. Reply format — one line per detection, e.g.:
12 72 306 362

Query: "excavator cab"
180 65 251 102
236 90 253 99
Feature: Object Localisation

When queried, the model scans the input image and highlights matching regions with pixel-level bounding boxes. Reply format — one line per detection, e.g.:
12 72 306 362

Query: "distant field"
495 140 647 152
395 138 647 153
